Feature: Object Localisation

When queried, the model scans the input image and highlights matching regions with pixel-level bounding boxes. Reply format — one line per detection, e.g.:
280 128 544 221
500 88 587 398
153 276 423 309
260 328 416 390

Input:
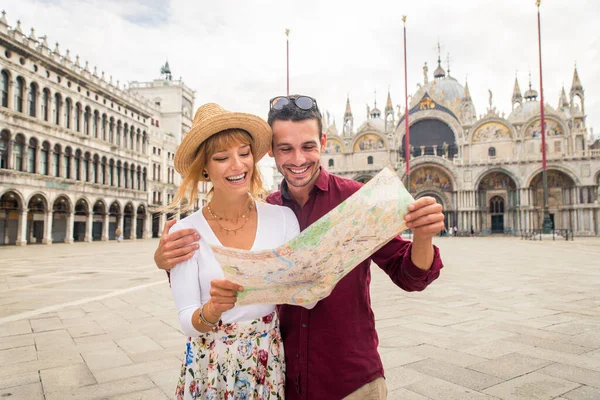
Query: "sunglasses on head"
269 95 319 111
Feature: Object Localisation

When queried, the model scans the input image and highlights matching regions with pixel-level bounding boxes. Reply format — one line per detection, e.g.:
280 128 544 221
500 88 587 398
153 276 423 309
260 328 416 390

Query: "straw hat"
174 103 272 178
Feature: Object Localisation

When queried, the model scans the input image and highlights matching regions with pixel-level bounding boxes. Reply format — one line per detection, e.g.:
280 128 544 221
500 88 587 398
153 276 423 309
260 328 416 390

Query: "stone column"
42 210 53 244
35 144 41 174
16 209 28 246
144 213 152 239
85 213 93 242
130 213 137 241
65 211 74 244
6 137 13 170
102 212 109 241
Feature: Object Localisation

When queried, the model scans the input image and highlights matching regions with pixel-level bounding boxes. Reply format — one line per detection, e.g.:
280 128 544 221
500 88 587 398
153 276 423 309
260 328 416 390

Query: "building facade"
278 57 600 236
0 13 200 245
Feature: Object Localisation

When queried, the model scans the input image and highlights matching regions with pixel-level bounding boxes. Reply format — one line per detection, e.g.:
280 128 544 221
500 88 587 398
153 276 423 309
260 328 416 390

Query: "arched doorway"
0 191 21 245
92 201 106 241
136 205 146 239
409 165 454 228
123 203 134 239
108 202 121 240
354 174 373 184
73 199 89 242
529 170 576 231
52 196 70 243
489 196 505 233
477 171 518 234
27 195 47 244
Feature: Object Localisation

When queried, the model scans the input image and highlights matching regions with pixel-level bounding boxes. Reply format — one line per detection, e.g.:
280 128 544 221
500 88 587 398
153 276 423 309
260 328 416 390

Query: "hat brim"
174 112 272 178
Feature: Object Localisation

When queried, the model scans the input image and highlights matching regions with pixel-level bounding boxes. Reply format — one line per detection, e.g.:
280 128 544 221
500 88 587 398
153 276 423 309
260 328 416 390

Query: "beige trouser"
343 377 387 400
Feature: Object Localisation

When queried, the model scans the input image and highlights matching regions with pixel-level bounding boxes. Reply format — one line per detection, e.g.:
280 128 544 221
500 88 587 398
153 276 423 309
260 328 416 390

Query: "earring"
202 170 209 179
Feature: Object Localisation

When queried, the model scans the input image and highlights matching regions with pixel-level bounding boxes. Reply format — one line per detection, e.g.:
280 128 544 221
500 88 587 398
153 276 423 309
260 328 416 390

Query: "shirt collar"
280 166 330 201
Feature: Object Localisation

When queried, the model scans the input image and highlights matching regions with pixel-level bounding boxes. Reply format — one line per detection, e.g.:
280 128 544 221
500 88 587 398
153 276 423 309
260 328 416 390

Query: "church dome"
418 76 465 105
357 117 385 133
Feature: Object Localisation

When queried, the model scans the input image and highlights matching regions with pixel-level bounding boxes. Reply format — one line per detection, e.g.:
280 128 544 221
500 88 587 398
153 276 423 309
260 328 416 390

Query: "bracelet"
199 303 219 331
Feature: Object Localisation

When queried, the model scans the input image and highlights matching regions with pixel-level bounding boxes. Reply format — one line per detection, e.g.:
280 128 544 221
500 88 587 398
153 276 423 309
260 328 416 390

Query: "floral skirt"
175 311 285 400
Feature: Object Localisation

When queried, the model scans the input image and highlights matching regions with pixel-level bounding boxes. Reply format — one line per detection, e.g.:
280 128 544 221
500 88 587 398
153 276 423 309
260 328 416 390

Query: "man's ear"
268 145 274 158
320 133 327 152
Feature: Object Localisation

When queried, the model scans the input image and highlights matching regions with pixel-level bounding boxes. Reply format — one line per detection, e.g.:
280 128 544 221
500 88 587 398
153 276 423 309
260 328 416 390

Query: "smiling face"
269 118 327 192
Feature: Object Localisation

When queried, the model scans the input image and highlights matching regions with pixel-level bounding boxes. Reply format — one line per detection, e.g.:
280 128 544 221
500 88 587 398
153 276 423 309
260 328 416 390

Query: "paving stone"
406 376 497 400
45 375 156 400
40 363 96 393
30 316 64 332
116 335 162 354
93 358 181 383
387 387 431 400
483 372 581 400
107 388 169 400
66 321 106 338
82 347 134 371
0 372 39 390
0 333 34 351
561 385 600 400
404 344 488 367
539 363 600 388
0 382 44 400
0 320 31 337
469 352 553 379
405 358 504 391
0 345 37 366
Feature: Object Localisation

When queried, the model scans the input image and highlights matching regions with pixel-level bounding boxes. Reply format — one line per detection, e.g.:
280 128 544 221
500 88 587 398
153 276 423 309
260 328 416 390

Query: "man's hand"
404 196 445 240
154 219 200 270
209 279 244 315
403 196 445 270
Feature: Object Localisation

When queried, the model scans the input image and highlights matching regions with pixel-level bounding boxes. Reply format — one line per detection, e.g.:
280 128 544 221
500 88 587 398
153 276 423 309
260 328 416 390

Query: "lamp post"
402 16 410 194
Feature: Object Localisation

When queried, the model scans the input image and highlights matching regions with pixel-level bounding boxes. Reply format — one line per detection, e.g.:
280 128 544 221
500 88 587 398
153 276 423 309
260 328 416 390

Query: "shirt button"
296 353 300 358
302 323 307 328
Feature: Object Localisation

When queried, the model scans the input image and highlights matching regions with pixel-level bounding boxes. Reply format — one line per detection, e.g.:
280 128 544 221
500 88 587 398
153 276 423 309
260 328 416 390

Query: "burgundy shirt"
266 168 443 400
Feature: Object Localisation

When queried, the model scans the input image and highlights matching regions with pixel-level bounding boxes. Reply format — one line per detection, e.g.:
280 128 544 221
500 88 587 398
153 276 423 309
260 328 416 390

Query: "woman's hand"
208 279 244 315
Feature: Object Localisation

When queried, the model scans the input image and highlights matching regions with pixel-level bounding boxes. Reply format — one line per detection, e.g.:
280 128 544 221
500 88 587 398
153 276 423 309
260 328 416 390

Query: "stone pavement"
0 236 599 399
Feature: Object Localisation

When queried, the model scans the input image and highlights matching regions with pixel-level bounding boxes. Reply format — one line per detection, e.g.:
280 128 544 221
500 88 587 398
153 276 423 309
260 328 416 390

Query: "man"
155 95 445 400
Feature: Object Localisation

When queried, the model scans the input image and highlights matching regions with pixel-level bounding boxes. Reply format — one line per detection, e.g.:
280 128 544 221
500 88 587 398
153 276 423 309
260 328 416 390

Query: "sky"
3 0 599 185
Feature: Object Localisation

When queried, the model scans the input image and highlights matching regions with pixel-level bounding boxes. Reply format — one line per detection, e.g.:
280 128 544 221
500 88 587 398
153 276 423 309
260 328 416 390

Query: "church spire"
385 88 393 112
344 94 352 117
512 75 523 107
558 86 569 109
463 79 472 102
570 65 583 94
433 42 446 79
343 94 354 137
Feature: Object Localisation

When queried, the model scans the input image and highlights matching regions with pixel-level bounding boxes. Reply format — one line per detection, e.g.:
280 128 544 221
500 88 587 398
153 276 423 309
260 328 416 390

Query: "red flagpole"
537 2 546 171
536 0 551 233
403 16 410 187
286 29 290 95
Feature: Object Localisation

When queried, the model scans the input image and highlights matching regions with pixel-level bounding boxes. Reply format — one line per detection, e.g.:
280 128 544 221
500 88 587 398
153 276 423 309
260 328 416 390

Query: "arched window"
101 114 107 140
41 141 50 175
123 162 129 188
64 147 72 179
13 134 25 171
93 155 100 184
116 121 122 146
367 156 374 165
123 123 128 148
116 161 122 187
28 83 37 117
83 152 90 182
0 70 8 107
74 103 81 132
93 111 99 137
64 98 72 129
53 93 62 125
488 147 496 157
0 130 9 168
41 89 50 121
109 118 115 143
74 150 82 181
157 165 161 181
153 164 156 180
84 107 91 135
130 126 135 150
52 144 61 177
15 77 25 113
142 167 147 191
328 159 334 167
137 166 141 190
109 159 115 186
101 156 107 185
27 138 38 173
489 196 504 214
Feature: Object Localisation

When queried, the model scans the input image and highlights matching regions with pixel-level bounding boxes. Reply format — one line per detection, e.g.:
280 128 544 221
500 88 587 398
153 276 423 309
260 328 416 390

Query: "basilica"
317 57 599 235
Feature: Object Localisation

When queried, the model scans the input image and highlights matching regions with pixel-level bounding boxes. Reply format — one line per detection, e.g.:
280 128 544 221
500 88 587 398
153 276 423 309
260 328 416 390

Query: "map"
211 165 415 306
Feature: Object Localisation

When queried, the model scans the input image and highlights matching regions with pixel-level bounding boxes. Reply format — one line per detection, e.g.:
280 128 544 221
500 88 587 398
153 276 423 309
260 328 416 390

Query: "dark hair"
267 95 323 139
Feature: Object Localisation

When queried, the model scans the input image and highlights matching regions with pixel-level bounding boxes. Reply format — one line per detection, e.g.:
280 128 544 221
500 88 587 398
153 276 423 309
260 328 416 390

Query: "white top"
170 200 300 337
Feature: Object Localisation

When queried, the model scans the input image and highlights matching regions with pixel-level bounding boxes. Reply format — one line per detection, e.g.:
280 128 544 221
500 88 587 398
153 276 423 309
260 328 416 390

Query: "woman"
168 103 300 399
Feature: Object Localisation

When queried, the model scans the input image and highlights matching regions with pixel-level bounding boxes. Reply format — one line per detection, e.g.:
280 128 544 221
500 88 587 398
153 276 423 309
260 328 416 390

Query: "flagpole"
536 0 552 233
286 29 290 95
403 16 410 193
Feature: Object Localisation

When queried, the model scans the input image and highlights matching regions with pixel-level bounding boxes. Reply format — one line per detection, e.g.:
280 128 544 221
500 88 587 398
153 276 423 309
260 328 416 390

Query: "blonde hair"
167 129 264 214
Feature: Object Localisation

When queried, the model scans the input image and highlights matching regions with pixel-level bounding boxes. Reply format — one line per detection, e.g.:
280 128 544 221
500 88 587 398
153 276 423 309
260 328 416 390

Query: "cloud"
3 0 599 140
